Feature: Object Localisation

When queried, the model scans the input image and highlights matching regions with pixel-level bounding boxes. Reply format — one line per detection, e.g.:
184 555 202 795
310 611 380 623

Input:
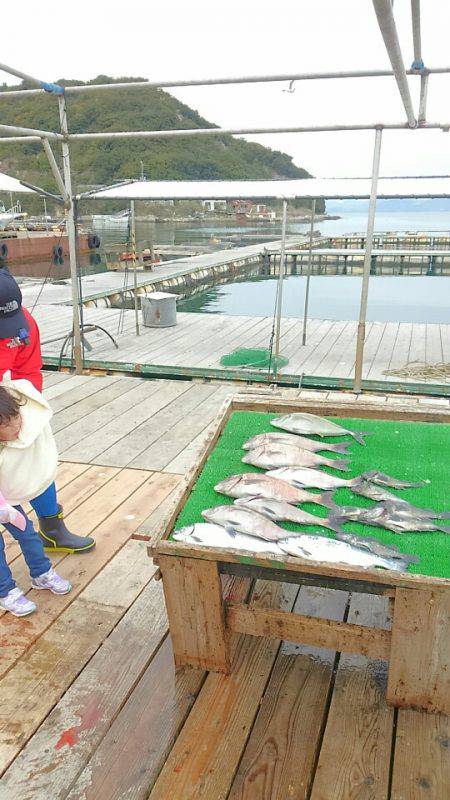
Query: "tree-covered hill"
0 76 324 212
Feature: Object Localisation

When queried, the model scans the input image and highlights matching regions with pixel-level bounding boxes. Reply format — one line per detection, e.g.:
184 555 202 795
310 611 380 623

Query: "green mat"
220 347 288 371
174 411 450 579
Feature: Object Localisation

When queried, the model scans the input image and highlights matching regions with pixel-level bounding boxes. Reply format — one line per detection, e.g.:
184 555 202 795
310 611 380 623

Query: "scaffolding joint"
411 59 425 72
40 81 64 95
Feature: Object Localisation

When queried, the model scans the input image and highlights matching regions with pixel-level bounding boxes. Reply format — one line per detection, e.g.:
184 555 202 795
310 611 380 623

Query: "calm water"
179 275 450 324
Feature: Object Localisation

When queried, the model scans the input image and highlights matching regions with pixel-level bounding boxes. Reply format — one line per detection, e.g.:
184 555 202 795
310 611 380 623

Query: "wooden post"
387 588 450 713
158 555 230 673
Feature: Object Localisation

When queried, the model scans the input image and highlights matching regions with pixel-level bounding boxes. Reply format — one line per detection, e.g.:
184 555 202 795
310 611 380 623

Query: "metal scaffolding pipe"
41 138 68 200
1 66 450 99
353 128 383 392
130 199 140 337
58 95 83 375
273 199 288 371
372 0 417 126
0 61 63 94
418 72 429 123
0 121 448 147
411 0 424 69
301 199 316 346
0 122 61 139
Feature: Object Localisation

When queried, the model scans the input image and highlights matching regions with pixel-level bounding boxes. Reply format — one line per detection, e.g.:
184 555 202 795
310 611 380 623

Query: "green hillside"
0 76 324 212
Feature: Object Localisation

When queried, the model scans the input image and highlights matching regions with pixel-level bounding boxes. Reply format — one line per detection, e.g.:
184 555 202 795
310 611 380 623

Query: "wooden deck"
32 304 450 388
1 373 449 799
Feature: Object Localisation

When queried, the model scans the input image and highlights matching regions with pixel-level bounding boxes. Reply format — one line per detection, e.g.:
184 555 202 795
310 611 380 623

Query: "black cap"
0 268 28 339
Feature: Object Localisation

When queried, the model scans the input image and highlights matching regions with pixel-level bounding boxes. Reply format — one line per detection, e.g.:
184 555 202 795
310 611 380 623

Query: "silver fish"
243 432 350 455
172 523 283 555
242 445 350 472
333 503 450 535
267 466 357 491
202 505 286 542
334 530 419 566
272 412 370 445
214 473 337 510
278 534 411 572
353 481 449 519
234 495 343 534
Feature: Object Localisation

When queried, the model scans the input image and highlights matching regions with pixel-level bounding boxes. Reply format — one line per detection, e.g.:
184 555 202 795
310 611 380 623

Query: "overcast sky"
2 0 450 178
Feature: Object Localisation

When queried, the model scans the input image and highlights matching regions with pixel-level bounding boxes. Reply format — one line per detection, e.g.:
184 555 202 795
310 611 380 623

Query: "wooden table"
152 395 450 714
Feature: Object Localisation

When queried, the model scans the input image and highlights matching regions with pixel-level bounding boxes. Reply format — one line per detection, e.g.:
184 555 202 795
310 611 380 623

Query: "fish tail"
318 490 339 511
328 457 351 472
436 512 450 520
438 526 450 534
388 555 415 573
325 516 345 535
330 441 352 455
351 430 371 446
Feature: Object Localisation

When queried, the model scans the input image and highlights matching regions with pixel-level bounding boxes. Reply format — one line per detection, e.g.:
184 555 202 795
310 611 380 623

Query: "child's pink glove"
0 492 26 531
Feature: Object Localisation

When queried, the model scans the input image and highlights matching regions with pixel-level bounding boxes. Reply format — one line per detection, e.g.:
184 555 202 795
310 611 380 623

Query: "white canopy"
85 176 450 201
0 170 34 193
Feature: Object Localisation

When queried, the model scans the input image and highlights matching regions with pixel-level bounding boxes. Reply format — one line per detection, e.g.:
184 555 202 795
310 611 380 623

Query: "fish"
352 481 450 519
214 473 338 510
271 412 370 445
202 505 287 541
332 503 450 535
242 445 350 472
243 432 350 455
267 466 359 491
278 534 411 572
234 495 344 534
333 529 419 566
361 470 426 489
172 523 283 555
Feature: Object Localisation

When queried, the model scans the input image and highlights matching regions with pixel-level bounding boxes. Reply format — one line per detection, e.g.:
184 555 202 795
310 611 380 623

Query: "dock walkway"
1 373 449 799
20 235 305 308
33 303 450 387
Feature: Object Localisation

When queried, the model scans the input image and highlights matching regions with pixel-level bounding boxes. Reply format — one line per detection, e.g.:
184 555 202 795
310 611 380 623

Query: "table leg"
158 555 230 673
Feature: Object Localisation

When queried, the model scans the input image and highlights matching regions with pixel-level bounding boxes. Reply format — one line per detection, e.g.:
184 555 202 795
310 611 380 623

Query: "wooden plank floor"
1 374 449 799
34 304 450 385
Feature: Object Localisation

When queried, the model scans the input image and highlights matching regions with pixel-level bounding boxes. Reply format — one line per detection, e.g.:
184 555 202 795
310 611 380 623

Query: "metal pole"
0 123 61 139
418 72 429 124
372 0 417 127
301 199 316 345
411 0 424 69
41 138 68 199
130 199 140 336
2 121 450 146
354 128 383 392
57 94 83 374
43 197 49 230
273 199 288 368
0 66 449 98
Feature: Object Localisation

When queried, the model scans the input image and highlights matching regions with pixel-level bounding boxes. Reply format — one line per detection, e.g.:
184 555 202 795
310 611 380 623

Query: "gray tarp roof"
84 176 450 201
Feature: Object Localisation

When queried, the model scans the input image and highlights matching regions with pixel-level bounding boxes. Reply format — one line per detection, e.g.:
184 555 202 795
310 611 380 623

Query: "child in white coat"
0 380 72 616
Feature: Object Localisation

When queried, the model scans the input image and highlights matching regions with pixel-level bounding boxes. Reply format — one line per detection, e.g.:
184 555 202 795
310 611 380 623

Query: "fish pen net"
220 347 289 371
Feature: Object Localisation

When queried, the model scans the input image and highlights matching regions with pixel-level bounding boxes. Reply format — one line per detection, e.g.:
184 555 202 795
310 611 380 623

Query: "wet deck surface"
33 303 450 386
1 374 449 799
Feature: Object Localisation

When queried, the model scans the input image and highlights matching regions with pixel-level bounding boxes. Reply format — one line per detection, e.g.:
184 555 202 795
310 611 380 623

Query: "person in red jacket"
0 267 95 553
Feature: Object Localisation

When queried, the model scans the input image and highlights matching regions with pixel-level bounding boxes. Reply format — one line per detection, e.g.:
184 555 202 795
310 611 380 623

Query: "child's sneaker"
0 587 36 617
32 567 72 595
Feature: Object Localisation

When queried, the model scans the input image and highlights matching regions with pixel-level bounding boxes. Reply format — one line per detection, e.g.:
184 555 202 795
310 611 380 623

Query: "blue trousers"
0 482 58 597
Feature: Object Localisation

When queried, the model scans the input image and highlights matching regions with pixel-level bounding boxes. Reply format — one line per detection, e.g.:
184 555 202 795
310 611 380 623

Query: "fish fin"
325 518 346 535
351 430 371 446
329 458 351 472
329 441 352 455
318 491 339 511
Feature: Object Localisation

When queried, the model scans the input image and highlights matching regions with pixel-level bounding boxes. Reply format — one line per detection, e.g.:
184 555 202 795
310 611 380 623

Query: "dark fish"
353 481 449 519
332 502 450 535
361 470 426 489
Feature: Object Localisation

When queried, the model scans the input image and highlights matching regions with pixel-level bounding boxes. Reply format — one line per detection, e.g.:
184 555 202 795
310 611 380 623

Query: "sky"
2 0 450 178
